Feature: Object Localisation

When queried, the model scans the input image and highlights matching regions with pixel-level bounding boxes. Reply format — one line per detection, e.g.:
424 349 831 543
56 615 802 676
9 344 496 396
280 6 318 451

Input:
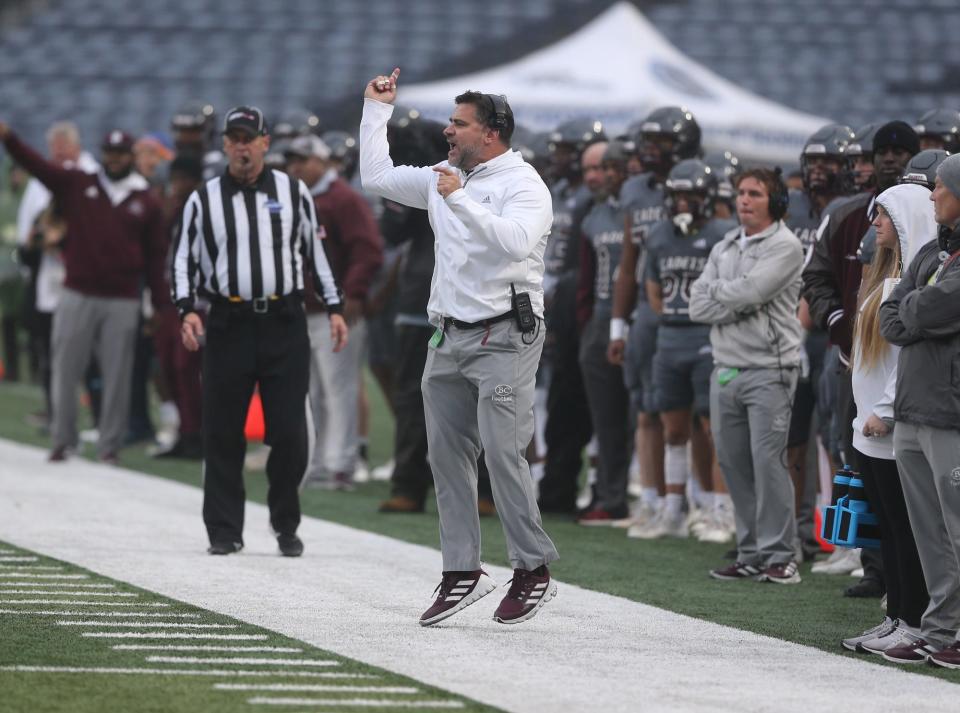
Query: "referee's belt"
213 293 298 315
444 310 514 330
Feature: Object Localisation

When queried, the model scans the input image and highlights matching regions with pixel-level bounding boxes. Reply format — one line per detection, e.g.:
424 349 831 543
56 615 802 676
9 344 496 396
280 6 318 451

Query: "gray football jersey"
619 172 665 302
581 196 626 310
646 217 737 326
545 179 592 282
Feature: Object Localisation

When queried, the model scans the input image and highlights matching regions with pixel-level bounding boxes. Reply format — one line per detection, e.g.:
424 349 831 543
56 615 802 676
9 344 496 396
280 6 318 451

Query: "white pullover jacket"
359 98 552 326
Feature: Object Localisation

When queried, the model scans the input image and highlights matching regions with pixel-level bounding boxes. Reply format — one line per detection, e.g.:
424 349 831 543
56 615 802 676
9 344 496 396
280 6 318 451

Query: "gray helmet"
801 124 854 193
846 123 879 158
273 108 322 139
899 148 951 190
548 118 606 153
387 105 422 130
602 138 631 166
321 130 358 178
914 108 960 153
171 100 217 148
664 158 717 221
704 150 740 200
639 106 702 172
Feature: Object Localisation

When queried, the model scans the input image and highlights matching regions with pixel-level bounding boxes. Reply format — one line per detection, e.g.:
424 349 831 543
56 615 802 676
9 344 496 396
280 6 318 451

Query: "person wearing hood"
840 183 933 655
879 154 960 668
360 69 558 627
0 121 167 464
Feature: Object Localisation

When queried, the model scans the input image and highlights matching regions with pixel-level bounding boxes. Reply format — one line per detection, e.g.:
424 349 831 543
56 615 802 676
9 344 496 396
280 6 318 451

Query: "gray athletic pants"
894 421 960 647
422 318 558 572
710 366 799 567
50 287 140 456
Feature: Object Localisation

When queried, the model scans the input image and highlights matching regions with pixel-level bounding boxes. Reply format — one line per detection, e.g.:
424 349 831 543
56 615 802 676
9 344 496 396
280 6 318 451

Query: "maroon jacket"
3 133 166 308
304 175 382 311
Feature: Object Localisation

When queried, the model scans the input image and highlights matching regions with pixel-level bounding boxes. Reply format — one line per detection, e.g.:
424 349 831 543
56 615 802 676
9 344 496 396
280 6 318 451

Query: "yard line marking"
0 573 83 578
0 666 375 678
0 549 18 554
0 600 167 606
0 565 64 571
0 590 136 597
0 610 200 618
115 645 305 653
216 684 416 693
0 556 37 562
0 582 114 588
146 656 337 666
82 632 268 640
58 621 237 628
247 697 464 709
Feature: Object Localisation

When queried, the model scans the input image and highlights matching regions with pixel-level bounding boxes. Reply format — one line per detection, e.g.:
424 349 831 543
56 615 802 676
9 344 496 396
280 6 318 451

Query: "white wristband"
609 318 628 342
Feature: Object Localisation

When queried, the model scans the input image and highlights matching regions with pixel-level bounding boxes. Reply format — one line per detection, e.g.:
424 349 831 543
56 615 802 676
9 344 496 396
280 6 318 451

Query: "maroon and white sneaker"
760 560 801 584
709 562 763 581
928 641 960 669
493 566 557 625
419 570 497 627
882 637 941 664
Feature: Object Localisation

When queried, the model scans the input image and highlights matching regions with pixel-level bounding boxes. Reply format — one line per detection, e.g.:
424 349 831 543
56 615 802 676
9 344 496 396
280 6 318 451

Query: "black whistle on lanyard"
511 283 536 334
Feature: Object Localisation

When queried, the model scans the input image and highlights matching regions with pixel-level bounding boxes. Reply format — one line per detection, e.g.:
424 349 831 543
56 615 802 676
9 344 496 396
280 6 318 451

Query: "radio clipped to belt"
511 283 536 334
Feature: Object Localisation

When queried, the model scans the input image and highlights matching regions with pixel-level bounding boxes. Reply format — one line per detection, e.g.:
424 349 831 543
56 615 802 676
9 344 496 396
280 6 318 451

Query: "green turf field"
0 377 957 684
0 540 500 713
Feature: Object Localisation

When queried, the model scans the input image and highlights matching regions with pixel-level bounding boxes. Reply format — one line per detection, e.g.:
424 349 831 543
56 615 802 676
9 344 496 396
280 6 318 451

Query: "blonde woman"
841 183 934 654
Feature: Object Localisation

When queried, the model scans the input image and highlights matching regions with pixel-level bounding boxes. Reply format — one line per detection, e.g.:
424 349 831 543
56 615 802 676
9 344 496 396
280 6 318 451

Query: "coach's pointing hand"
433 167 462 198
365 68 400 104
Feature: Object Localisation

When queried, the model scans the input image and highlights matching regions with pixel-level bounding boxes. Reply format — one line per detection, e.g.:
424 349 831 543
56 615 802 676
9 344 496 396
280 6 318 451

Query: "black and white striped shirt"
171 168 342 314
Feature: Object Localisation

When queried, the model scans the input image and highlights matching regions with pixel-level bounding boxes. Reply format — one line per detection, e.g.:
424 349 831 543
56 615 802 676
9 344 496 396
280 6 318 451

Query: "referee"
173 106 347 557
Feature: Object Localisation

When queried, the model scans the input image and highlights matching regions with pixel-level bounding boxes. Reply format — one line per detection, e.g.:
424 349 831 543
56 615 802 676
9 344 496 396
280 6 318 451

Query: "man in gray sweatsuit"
879 154 960 667
689 168 805 583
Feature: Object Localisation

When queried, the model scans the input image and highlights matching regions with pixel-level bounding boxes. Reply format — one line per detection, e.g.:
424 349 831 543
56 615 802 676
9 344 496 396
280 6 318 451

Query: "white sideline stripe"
4 437 960 713
0 590 135 597
0 556 37 562
0 582 114 588
0 572 83 578
0 549 18 554
82 632 267 640
146 656 338 666
57 621 236 628
215 684 416 693
0 565 64 570
247 698 464 709
0 666 369 678
0 610 200 618
115 645 304 653
0 600 167 606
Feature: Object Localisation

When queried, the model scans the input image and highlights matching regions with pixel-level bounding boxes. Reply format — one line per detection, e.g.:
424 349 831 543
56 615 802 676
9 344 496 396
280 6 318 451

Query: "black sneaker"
277 533 304 557
207 540 243 555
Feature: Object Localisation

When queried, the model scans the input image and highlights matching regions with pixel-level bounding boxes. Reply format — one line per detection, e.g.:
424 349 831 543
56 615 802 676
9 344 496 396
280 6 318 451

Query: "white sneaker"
353 458 371 484
850 567 865 578
811 547 861 575
576 468 597 511
634 508 688 540
686 507 712 536
697 511 735 544
861 621 923 655
371 458 395 481
628 501 658 532
841 616 895 652
244 445 270 471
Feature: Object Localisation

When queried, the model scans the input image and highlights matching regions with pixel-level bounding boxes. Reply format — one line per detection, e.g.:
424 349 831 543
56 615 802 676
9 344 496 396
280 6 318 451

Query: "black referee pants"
202 300 310 545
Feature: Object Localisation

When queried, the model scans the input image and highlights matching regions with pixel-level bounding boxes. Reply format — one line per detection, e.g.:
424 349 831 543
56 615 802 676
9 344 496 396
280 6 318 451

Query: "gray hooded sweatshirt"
689 220 804 369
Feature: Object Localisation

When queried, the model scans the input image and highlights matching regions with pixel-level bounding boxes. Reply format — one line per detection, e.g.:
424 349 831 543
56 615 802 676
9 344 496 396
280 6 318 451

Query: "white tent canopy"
397 2 832 164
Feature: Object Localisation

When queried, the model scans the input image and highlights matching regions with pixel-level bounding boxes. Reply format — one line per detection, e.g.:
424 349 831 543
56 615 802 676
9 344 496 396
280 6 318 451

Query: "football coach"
359 68 559 626
173 106 347 557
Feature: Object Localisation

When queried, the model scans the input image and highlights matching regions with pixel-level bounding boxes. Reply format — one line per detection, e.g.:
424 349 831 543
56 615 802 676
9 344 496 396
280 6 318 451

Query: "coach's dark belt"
444 311 514 330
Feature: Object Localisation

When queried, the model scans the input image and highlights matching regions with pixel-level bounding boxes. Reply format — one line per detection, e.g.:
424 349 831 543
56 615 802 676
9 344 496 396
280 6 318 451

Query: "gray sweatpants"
710 366 799 567
50 287 140 456
422 319 558 572
894 421 960 647
304 313 368 479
